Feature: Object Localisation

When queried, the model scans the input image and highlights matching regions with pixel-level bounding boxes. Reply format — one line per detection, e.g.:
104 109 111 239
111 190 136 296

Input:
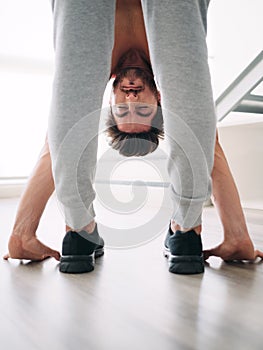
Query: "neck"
111 0 150 75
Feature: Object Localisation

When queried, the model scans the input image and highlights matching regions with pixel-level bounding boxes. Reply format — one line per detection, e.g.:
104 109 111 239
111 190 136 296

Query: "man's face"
110 68 159 133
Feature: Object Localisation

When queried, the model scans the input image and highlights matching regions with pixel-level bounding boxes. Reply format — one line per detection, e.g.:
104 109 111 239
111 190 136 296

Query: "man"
105 49 164 156
4 0 263 273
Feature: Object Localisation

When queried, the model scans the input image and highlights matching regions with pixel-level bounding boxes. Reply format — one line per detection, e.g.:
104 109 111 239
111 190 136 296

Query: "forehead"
117 122 151 133
112 102 156 108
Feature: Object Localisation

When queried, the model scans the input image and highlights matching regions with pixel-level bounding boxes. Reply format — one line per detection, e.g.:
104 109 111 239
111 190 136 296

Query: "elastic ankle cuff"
63 204 95 231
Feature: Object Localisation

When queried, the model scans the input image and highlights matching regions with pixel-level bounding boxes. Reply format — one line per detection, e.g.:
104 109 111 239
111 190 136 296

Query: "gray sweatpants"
48 0 216 230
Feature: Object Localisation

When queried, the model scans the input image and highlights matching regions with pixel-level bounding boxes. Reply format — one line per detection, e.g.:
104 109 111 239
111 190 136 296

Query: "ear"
157 91 161 103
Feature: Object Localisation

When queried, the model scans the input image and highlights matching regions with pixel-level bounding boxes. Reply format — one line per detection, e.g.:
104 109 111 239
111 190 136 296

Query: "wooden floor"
1 195 263 350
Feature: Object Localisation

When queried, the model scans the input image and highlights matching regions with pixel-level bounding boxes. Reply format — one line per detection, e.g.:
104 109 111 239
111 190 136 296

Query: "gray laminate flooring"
1 195 263 350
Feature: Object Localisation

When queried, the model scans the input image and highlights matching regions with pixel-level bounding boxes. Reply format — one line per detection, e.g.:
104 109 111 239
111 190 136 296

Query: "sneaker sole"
163 247 204 274
59 247 104 274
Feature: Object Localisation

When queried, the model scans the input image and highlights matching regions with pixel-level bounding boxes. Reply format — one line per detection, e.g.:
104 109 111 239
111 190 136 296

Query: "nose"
125 91 138 101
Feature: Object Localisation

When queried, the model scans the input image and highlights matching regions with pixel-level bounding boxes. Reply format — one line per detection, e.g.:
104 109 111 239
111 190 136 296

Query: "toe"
49 250 61 261
255 249 263 260
203 246 221 260
42 247 60 261
203 250 211 261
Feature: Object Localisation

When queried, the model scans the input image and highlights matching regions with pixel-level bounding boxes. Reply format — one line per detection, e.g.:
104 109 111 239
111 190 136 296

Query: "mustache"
119 86 145 95
113 67 158 96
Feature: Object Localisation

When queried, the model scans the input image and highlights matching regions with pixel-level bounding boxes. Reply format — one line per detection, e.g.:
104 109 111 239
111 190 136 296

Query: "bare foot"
3 234 60 261
203 236 263 262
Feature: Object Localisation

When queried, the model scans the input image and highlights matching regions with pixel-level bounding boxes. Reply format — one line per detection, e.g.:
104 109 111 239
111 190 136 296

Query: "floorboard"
0 196 263 350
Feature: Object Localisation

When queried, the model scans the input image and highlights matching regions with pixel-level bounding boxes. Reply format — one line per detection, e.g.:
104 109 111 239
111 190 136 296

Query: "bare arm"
13 140 54 235
204 132 263 261
3 138 60 261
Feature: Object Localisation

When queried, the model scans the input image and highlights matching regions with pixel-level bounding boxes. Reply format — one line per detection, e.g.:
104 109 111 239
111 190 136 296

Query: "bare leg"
204 133 263 261
3 140 60 261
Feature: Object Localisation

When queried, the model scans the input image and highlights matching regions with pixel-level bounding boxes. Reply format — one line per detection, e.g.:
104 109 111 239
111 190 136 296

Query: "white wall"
0 0 54 177
218 121 263 209
207 0 263 99
0 0 262 180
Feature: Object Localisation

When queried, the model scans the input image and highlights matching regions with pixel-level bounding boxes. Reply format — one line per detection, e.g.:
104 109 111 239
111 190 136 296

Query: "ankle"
223 226 250 242
66 220 96 234
170 220 202 235
11 228 36 240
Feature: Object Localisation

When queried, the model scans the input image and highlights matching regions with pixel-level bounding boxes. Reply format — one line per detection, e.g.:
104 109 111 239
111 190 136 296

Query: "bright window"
0 0 262 178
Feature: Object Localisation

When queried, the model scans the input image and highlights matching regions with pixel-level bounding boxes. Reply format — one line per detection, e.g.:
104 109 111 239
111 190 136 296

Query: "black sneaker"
59 224 104 274
163 225 204 274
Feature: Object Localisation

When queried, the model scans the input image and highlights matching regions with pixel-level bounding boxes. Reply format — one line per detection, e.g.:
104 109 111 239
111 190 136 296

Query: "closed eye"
113 105 129 117
112 104 155 118
135 106 153 117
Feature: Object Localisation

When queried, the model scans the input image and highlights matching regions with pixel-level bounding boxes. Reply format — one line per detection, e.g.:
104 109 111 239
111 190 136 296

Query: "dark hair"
105 102 164 157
